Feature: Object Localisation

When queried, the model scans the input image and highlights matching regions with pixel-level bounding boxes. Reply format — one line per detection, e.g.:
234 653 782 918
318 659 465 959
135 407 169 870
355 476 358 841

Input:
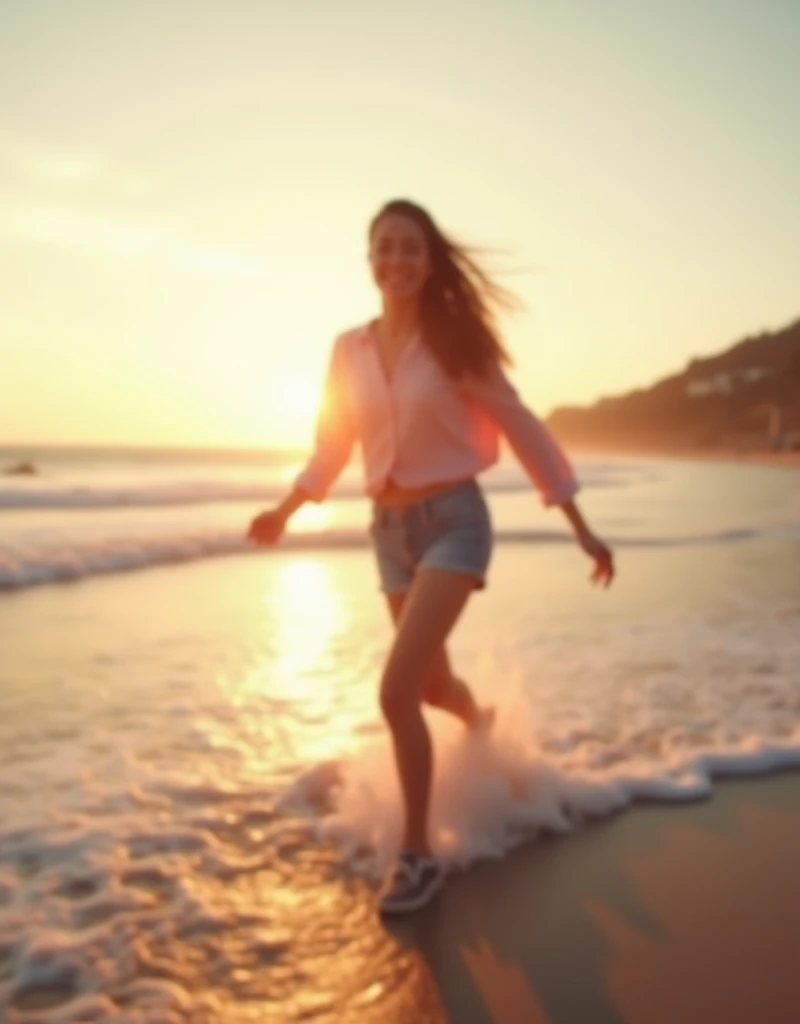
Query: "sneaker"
378 851 444 915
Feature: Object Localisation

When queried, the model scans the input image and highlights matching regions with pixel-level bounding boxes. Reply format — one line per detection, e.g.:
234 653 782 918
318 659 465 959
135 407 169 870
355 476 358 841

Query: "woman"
248 199 614 915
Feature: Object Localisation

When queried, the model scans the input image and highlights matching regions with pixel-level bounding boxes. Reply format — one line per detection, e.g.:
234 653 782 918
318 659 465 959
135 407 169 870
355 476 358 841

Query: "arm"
293 334 357 503
275 485 311 522
559 497 591 541
459 359 580 507
461 361 614 585
248 336 356 544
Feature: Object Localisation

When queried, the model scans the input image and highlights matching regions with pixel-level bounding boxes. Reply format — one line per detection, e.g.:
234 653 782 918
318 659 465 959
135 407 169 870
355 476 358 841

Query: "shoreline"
2 535 799 1021
565 445 800 470
381 767 800 1023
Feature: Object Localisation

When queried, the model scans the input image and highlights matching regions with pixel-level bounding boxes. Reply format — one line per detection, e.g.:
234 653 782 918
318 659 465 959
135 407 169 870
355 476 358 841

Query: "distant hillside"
546 319 800 452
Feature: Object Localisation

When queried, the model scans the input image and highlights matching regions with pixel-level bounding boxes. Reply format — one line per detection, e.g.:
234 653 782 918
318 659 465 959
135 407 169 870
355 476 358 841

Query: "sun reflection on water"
266 559 347 698
289 502 333 533
221 557 377 772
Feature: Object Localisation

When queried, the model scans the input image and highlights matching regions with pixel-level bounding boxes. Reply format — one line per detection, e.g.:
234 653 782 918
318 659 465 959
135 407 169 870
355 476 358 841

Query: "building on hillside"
685 366 771 398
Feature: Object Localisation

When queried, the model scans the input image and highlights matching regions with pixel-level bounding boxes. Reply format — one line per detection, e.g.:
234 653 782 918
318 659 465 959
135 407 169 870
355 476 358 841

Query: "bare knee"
379 667 422 726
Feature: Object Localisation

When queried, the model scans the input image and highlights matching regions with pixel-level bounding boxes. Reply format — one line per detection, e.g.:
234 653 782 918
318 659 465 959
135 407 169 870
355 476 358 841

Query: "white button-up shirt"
295 322 580 506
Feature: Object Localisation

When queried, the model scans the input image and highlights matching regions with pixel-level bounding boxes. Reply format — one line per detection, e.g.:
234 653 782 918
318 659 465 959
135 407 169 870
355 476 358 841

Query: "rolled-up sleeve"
294 335 357 501
460 361 580 507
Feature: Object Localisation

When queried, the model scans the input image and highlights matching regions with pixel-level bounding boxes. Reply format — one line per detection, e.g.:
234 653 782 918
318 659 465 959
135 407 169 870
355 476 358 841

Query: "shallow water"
1 455 799 1020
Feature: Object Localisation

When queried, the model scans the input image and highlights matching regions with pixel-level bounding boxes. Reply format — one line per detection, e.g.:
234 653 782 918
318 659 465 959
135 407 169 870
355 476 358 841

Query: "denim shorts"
369 478 493 594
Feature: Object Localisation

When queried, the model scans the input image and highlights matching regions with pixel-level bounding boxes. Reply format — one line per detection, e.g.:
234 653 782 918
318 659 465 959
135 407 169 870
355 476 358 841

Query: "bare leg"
379 568 476 855
386 591 483 728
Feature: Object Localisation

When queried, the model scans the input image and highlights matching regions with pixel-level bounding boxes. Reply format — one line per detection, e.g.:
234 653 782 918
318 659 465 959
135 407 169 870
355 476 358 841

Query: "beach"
384 769 800 1024
1 450 799 1022
565 445 800 472
4 0 799 1015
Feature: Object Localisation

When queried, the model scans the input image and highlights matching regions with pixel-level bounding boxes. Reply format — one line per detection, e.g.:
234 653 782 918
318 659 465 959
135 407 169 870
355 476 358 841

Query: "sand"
657 449 800 471
202 770 800 1023
3 456 799 1022
3 769 797 1023
567 446 800 471
372 769 800 1024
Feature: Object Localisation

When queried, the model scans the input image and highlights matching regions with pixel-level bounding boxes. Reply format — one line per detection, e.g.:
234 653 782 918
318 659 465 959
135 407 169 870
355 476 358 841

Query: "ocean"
1 445 799 1022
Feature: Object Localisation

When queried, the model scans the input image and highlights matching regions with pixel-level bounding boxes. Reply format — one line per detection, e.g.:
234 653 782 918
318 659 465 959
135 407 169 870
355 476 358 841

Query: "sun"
278 373 321 417
272 371 323 443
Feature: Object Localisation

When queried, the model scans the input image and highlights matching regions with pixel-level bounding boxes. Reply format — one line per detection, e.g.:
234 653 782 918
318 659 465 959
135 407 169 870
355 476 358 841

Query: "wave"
0 465 642 511
0 524 785 591
282 729 800 882
0 480 308 511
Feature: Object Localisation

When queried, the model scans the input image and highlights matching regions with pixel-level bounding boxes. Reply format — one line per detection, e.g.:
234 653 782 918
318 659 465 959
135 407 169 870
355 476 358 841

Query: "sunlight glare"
272 372 322 444
290 503 333 533
244 557 361 764
264 559 347 699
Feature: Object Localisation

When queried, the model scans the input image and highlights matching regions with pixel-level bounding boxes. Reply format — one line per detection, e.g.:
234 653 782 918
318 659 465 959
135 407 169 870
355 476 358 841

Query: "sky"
2 0 799 450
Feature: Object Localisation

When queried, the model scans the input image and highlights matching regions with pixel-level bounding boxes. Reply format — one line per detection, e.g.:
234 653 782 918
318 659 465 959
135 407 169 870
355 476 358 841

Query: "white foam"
3 453 795 591
2 522 790 591
0 456 797 1017
0 479 318 511
2 709 799 1019
0 457 635 511
315 695 800 880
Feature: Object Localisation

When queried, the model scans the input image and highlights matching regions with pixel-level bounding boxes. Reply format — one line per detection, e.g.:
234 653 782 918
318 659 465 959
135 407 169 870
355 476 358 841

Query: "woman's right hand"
577 529 614 587
247 507 287 546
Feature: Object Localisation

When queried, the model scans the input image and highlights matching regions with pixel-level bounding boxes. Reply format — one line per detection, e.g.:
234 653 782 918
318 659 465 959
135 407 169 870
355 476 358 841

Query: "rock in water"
3 460 37 476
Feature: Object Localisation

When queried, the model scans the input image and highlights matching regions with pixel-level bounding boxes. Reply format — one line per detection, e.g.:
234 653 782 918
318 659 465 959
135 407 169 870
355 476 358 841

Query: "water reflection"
266 559 347 700
290 503 333 533
227 557 374 770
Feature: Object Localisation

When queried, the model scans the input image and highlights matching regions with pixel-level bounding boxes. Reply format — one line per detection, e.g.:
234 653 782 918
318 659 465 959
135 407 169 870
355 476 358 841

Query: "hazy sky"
2 0 798 449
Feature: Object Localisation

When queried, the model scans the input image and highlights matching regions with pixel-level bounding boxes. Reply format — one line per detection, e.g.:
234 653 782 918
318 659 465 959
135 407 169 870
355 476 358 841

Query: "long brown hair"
368 199 517 379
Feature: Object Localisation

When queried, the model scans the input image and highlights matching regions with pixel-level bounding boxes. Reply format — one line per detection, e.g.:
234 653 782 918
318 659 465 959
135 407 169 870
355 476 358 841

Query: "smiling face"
368 212 432 302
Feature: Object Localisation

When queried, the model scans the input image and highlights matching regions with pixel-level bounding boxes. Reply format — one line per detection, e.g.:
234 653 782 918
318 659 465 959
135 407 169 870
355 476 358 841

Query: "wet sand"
378 769 800 1024
203 770 800 1022
566 445 800 470
4 749 797 1023
3 479 799 1022
655 449 800 470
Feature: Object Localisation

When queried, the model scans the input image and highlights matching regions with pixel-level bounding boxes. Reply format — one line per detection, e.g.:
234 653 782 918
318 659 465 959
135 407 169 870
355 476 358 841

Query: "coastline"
185 767 800 1022
379 768 800 1023
564 445 800 470
1 458 798 1021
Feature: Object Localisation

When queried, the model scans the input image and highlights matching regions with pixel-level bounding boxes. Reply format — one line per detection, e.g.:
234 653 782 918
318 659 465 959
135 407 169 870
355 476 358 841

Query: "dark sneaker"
378 851 444 915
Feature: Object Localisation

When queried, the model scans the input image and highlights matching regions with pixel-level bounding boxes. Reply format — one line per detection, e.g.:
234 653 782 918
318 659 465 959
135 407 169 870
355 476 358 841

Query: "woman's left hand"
578 531 615 587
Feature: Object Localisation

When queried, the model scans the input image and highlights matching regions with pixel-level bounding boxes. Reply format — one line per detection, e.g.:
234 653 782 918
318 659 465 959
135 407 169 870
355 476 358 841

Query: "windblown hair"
369 199 517 379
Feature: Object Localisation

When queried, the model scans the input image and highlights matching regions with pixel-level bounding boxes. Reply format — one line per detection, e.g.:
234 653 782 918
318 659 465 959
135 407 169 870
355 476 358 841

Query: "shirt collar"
359 320 422 349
